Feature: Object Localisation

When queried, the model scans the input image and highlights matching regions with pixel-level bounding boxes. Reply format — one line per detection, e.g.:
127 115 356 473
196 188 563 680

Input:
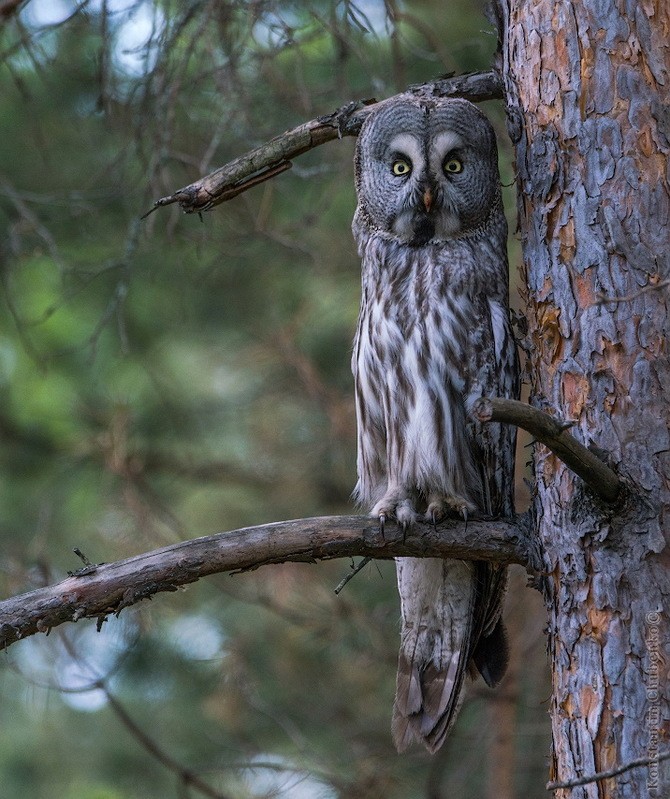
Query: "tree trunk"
497 1 670 796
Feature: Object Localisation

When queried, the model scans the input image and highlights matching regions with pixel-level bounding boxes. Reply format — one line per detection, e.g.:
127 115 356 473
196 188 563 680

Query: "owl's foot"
372 492 419 541
424 493 476 527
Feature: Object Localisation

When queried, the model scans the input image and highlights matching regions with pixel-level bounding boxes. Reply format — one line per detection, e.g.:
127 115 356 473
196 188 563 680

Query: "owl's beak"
422 188 434 213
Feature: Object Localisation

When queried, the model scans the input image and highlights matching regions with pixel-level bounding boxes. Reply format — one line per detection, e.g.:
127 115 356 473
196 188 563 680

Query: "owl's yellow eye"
392 160 412 176
443 157 463 174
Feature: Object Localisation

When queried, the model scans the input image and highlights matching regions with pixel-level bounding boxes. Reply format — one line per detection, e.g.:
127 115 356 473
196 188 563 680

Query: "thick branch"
142 70 502 217
0 513 525 651
471 397 622 504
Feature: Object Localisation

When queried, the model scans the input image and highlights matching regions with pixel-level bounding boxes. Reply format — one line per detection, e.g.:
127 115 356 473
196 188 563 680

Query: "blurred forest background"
0 1 551 797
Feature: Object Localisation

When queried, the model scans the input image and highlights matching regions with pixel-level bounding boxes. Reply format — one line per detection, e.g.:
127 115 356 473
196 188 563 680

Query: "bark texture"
497 1 670 795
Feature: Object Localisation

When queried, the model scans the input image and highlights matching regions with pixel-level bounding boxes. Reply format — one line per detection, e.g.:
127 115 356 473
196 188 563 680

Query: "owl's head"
354 96 502 245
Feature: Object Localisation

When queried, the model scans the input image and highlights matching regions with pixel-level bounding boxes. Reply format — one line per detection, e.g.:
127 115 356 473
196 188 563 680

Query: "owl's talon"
378 513 386 539
431 511 438 532
461 506 468 533
401 520 409 543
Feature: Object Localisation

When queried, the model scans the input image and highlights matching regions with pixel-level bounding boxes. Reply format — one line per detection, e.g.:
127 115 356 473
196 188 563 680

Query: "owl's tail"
391 557 508 753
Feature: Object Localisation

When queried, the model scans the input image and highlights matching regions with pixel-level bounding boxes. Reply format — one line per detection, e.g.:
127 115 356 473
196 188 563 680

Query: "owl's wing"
465 296 519 518
464 295 519 683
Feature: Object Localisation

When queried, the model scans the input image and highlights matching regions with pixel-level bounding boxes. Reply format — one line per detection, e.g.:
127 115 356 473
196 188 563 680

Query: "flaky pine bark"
497 1 670 796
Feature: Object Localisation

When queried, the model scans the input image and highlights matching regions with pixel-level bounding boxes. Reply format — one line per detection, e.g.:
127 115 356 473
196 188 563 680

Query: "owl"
351 95 519 752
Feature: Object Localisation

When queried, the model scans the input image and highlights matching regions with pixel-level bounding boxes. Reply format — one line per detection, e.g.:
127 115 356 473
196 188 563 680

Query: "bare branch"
102 686 232 799
0 513 526 651
141 70 503 217
546 748 670 791
333 556 372 595
471 397 622 504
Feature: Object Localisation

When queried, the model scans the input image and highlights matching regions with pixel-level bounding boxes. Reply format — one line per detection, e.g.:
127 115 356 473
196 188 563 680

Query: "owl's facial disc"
384 131 463 245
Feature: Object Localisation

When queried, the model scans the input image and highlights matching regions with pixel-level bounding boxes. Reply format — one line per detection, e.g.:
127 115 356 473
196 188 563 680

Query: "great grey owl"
351 95 519 753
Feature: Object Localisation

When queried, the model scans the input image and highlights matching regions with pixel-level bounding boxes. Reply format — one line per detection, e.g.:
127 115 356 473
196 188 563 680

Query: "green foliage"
0 2 547 797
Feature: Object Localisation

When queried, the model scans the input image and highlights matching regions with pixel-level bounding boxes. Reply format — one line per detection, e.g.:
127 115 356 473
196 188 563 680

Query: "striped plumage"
351 96 519 752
